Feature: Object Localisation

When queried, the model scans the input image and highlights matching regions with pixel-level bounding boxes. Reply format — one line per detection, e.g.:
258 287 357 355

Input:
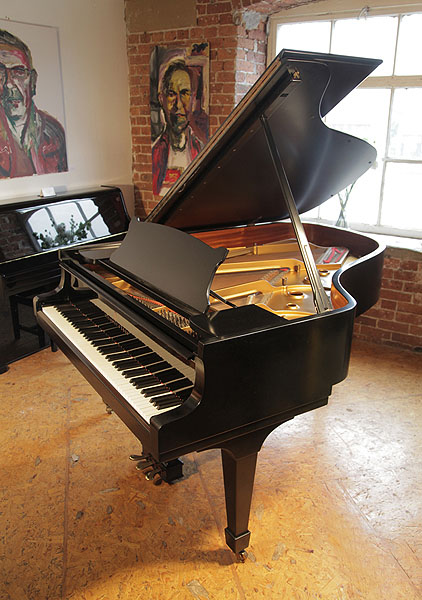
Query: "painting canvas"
0 19 68 179
150 43 209 196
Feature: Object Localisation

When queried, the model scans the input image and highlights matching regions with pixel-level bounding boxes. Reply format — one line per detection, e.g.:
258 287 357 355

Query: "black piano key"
119 340 147 351
131 376 160 388
106 351 132 361
143 378 192 398
142 384 171 398
147 361 173 373
136 353 163 367
83 331 113 341
83 327 124 338
87 315 112 324
156 368 186 383
108 334 134 344
125 346 154 357
96 343 124 353
122 367 149 377
167 378 193 391
151 393 182 407
75 309 102 319
96 326 123 337
112 358 143 369
59 308 82 316
93 321 116 330
155 401 182 410
177 387 193 401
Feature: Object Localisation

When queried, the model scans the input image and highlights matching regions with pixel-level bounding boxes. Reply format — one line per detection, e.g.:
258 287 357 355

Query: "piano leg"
221 447 257 555
219 423 286 557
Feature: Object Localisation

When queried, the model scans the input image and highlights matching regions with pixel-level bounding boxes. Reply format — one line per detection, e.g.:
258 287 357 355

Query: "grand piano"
35 50 385 559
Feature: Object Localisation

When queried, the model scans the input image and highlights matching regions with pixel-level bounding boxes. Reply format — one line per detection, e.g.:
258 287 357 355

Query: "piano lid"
147 49 382 233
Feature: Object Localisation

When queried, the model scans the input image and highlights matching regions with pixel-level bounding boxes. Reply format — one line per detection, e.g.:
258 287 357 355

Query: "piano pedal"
130 453 184 485
129 453 148 461
145 467 162 480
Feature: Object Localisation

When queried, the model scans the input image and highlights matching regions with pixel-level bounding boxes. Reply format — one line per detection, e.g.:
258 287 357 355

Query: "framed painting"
0 19 68 179
150 43 209 196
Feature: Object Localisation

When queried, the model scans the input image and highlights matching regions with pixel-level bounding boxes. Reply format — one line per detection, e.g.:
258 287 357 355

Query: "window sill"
370 233 422 255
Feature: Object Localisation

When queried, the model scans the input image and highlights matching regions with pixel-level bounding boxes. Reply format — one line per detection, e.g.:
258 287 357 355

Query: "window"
268 2 422 239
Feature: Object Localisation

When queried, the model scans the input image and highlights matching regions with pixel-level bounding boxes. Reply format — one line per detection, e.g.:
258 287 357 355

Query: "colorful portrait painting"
150 43 209 196
0 20 68 179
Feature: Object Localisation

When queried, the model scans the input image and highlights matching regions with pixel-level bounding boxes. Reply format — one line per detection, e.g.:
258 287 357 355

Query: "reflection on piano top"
0 186 128 264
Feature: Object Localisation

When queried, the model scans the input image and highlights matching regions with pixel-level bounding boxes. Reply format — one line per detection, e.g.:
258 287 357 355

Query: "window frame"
267 1 422 239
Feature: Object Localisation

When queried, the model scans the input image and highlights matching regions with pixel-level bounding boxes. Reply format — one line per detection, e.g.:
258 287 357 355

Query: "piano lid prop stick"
260 113 332 314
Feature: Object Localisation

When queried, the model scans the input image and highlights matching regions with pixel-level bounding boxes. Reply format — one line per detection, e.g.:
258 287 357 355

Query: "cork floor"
0 340 421 600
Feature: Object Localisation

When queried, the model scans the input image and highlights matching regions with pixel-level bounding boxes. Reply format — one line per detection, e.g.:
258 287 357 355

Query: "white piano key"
41 304 195 423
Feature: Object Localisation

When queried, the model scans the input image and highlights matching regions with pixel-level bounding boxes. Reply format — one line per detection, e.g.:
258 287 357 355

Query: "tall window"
268 3 422 239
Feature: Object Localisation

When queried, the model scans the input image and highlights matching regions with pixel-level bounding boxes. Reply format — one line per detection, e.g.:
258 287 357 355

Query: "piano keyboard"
41 300 195 423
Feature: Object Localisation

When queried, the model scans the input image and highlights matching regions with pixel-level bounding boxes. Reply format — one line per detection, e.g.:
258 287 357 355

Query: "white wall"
0 0 134 213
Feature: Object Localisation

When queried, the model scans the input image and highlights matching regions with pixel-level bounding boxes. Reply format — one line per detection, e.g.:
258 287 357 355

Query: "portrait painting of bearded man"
0 22 68 179
150 44 209 197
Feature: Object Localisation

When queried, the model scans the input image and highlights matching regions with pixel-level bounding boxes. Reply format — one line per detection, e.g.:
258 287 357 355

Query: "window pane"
395 13 422 75
322 88 389 225
388 89 422 160
318 167 382 226
381 163 422 230
276 21 330 55
331 16 397 76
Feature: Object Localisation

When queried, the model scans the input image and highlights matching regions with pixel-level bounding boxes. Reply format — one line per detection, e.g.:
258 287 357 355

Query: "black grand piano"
35 50 384 559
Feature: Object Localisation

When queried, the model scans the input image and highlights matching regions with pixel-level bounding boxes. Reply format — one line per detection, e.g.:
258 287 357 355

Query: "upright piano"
0 186 129 348
35 50 385 558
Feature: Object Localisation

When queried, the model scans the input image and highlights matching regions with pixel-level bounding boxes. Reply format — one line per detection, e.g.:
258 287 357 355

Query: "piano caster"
105 405 113 415
237 550 248 563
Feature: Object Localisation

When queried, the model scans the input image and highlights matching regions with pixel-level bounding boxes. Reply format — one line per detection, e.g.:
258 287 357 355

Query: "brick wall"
0 211 35 262
354 247 422 352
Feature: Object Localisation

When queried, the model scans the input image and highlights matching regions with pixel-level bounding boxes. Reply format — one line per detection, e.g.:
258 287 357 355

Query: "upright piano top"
0 186 129 266
148 49 381 233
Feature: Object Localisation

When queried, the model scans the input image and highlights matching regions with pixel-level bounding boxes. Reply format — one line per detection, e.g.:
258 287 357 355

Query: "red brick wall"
354 248 422 352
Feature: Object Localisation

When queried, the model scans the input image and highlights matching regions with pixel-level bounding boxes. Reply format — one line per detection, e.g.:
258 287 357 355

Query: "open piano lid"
147 49 382 232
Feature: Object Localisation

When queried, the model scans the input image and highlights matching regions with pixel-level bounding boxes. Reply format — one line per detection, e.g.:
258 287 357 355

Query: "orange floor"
0 339 421 599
